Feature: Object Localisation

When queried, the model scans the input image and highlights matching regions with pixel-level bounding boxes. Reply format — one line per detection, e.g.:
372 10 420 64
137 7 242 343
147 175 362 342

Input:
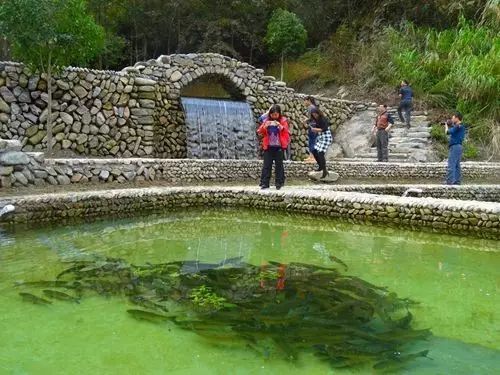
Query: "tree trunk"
249 39 254 65
280 51 284 82
46 51 53 156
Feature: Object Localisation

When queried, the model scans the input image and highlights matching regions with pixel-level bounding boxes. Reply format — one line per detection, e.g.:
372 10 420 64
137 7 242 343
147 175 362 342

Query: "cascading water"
181 97 258 159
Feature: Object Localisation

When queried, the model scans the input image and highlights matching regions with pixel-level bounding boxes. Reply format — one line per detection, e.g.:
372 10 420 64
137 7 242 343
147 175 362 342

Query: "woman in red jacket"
257 105 290 190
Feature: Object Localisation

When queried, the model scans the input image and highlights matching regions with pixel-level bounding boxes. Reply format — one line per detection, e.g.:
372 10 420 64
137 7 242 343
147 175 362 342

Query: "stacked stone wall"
0 144 499 189
0 54 370 160
315 184 500 202
1 187 498 238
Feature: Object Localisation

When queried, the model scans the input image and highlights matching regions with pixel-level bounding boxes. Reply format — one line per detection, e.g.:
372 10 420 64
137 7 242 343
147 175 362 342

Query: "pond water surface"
0 209 498 374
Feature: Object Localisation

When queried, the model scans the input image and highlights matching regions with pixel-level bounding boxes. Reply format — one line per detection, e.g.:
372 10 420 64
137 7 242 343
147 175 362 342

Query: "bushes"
278 18 498 158
463 141 480 160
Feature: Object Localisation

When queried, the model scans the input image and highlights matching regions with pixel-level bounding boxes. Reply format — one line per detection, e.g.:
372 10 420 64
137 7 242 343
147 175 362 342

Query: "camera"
442 119 453 126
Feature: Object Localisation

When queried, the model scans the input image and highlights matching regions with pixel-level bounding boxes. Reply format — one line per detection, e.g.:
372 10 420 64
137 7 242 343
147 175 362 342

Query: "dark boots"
317 152 329 178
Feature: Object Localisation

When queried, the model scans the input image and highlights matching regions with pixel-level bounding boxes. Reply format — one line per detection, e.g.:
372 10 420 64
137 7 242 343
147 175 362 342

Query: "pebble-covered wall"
0 54 370 160
1 138 499 188
313 184 500 202
1 187 499 238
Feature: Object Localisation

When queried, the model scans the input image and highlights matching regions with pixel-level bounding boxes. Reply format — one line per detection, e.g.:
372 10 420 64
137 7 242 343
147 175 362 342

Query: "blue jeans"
308 128 317 153
447 144 462 185
398 100 412 127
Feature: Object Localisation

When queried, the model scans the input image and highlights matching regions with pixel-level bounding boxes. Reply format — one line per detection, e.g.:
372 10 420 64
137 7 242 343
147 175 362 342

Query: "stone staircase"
333 108 437 163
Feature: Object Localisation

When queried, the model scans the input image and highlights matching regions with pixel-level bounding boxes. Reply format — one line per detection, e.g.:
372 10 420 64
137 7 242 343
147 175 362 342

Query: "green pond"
0 209 498 374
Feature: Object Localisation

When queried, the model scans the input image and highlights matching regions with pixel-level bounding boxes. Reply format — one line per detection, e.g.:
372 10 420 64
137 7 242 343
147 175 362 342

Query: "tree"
265 8 307 81
0 0 104 154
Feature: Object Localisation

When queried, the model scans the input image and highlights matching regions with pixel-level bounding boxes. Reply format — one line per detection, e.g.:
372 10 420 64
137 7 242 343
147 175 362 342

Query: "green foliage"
283 16 498 157
259 270 279 281
265 9 307 58
189 285 227 310
430 123 448 144
0 0 104 154
0 0 104 71
463 141 480 160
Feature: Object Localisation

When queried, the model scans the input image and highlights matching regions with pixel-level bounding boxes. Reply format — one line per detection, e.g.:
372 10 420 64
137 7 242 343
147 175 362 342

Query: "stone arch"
123 54 272 158
118 53 366 159
180 73 246 101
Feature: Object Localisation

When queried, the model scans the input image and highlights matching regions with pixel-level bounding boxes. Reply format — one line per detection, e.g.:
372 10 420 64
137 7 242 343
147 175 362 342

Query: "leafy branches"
265 9 307 81
0 0 104 154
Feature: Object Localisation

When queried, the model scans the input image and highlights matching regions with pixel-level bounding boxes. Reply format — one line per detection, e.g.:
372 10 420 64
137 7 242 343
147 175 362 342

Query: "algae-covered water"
0 209 498 374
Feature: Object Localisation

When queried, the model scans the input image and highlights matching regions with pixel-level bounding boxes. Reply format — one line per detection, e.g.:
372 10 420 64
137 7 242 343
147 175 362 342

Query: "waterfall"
181 97 258 159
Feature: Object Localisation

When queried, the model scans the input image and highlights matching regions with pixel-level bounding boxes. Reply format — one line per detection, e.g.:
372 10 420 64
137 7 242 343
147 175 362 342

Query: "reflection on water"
0 209 498 374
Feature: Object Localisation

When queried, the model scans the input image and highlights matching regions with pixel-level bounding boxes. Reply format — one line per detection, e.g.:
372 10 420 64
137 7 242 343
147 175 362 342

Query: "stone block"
0 139 22 152
0 175 12 187
0 151 30 165
13 171 28 185
56 174 71 185
0 166 14 176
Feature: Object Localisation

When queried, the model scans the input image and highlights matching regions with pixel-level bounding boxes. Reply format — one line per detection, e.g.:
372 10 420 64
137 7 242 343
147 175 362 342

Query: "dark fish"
337 276 388 291
129 295 168 312
15 280 69 288
328 255 348 271
218 256 244 267
56 264 89 279
19 292 52 305
392 311 413 329
180 261 220 274
378 328 432 342
373 350 430 371
126 309 173 323
42 289 80 303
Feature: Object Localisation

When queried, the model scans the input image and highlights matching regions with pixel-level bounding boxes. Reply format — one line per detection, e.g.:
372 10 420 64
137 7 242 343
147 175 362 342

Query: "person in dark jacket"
445 111 467 185
371 104 394 162
397 80 413 129
310 108 333 179
304 96 319 165
257 105 291 190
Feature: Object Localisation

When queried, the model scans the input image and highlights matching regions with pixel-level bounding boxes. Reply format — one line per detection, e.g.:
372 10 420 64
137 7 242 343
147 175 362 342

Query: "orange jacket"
257 117 291 150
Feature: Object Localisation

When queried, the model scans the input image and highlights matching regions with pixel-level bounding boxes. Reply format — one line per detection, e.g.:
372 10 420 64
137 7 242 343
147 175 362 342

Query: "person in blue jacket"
397 80 413 129
445 112 467 185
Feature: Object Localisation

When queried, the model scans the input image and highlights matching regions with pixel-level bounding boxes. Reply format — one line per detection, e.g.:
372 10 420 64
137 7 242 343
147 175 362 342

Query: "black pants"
376 129 389 162
260 148 285 187
312 150 328 177
398 100 412 127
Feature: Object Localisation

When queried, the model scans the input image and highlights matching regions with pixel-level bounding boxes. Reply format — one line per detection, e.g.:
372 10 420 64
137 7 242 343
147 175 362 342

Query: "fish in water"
19 292 52 305
42 289 80 303
129 295 168 312
373 350 430 371
126 309 173 323
328 255 348 271
15 280 70 288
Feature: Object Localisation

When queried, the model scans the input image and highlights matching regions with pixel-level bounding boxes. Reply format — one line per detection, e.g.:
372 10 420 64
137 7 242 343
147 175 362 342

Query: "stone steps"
340 110 437 162
357 152 409 160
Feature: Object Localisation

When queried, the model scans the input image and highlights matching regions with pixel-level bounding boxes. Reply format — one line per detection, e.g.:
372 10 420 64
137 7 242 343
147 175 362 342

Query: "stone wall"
1 144 499 188
1 187 498 238
0 54 370 160
314 184 500 202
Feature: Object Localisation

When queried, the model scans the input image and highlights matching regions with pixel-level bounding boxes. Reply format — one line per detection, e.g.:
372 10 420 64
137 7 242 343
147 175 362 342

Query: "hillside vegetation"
269 17 499 159
0 0 498 158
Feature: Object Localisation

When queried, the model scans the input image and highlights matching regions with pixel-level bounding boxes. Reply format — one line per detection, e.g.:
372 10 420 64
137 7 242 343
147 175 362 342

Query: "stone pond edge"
1 186 499 237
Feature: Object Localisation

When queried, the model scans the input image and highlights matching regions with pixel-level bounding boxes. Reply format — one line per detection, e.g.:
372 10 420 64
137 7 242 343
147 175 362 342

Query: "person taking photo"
445 112 466 185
